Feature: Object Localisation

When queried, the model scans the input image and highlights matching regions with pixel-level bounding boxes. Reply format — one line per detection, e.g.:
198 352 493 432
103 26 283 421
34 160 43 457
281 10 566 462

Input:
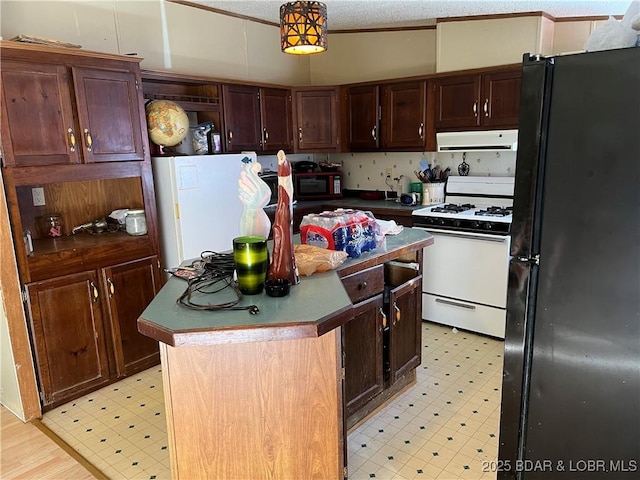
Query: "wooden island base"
160 329 344 480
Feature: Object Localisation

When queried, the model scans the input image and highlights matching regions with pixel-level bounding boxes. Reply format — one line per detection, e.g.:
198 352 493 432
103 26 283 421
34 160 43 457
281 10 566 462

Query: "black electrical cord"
176 251 260 315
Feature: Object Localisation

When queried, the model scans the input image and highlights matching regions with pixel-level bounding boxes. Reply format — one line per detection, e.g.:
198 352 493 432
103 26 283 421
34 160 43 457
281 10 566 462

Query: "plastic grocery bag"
584 13 638 51
294 244 348 276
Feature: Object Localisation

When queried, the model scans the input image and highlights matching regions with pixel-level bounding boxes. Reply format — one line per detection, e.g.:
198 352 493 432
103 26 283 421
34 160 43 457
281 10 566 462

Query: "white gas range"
412 176 515 338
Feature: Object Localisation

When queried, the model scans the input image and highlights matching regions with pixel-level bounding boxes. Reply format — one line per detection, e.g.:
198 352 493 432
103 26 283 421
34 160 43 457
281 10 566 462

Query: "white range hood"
437 129 518 152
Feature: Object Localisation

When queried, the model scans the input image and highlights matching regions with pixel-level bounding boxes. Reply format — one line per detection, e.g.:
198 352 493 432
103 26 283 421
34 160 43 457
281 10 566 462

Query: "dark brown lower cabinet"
341 257 423 429
344 294 384 417
26 256 162 409
102 257 163 377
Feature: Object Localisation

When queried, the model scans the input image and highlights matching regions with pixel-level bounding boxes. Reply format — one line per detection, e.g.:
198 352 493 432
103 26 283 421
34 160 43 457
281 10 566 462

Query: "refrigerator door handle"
512 254 540 266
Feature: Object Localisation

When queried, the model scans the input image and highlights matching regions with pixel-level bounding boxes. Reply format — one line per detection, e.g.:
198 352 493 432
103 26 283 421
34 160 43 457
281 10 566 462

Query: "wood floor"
0 406 98 479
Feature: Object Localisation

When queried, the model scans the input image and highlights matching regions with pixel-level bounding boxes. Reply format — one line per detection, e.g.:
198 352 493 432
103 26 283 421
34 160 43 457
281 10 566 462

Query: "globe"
145 100 189 147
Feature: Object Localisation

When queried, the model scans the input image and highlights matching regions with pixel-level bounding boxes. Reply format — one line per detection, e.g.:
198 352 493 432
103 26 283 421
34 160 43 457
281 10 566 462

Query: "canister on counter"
125 209 147 235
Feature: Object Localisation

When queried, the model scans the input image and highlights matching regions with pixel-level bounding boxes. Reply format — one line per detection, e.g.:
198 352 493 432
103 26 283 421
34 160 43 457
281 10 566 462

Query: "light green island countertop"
138 227 433 347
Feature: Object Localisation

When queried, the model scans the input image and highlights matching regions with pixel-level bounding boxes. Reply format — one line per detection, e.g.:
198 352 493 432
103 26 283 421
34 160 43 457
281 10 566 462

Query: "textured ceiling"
184 0 633 30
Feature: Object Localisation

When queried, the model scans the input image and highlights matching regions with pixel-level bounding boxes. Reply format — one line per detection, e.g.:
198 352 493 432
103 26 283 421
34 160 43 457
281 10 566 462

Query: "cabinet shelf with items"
141 70 224 154
11 176 152 283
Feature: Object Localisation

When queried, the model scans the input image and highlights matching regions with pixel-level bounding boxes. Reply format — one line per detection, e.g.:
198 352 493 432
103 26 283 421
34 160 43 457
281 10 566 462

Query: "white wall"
436 15 555 72
0 291 24 419
310 29 437 85
0 0 310 85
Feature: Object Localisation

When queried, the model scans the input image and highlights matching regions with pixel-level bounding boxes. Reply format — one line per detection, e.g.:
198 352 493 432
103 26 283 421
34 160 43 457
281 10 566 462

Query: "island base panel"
160 329 344 480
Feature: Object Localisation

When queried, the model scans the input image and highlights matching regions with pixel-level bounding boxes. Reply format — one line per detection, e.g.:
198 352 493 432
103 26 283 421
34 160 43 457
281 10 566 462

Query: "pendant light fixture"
280 1 327 55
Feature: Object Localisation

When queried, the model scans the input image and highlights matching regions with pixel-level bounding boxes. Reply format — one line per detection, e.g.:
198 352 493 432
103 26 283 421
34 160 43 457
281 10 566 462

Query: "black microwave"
293 172 342 200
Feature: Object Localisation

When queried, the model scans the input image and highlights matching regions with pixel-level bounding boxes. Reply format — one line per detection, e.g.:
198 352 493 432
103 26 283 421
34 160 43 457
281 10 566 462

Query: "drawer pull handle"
90 281 99 302
418 122 424 139
83 129 93 151
484 98 489 117
107 278 115 297
67 128 76 152
380 308 387 328
298 127 303 143
228 130 233 143
435 298 476 310
358 281 368 290
394 302 401 323
371 125 377 141
473 101 478 117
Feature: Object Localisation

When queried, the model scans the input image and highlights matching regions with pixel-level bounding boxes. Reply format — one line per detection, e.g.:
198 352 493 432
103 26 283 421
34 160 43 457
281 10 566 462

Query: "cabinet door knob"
107 278 115 297
89 281 99 302
358 281 367 290
83 129 93 151
473 101 478 117
67 128 77 152
484 98 489 117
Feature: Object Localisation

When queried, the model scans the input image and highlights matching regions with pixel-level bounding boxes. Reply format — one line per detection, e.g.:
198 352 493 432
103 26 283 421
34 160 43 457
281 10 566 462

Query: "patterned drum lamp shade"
280 1 327 54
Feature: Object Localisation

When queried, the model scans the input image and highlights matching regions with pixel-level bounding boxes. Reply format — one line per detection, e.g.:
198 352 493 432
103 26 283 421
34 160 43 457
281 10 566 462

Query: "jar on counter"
37 213 63 237
125 209 147 236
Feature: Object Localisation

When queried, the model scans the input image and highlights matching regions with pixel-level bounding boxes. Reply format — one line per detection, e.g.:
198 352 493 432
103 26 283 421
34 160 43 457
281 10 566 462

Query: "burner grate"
432 203 475 214
474 206 513 217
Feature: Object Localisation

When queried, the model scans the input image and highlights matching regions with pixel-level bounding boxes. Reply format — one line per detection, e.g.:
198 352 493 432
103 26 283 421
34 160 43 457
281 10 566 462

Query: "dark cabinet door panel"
294 89 339 151
388 276 422 384
482 70 521 128
343 294 385 416
102 256 162 377
26 271 111 407
223 84 262 152
434 75 481 129
1 62 79 166
73 67 145 162
347 85 379 151
381 81 426 149
261 88 293 152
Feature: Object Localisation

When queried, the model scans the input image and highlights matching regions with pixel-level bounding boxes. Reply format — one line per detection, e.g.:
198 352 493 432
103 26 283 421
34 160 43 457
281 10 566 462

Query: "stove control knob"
437 218 446 226
453 219 462 228
483 222 493 230
470 221 480 229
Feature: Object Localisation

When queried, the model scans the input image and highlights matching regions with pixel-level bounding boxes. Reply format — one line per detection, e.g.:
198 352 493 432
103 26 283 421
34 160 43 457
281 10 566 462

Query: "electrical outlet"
385 168 392 178
32 187 46 206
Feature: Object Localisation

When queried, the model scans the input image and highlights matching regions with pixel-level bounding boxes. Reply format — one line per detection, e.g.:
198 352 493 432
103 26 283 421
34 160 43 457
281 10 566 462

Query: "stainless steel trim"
435 297 476 310
414 227 508 242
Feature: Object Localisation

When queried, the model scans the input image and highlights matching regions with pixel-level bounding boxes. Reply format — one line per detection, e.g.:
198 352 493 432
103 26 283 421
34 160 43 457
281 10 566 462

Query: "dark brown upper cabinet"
346 85 380 151
293 87 340 153
381 81 428 150
1 60 145 167
222 84 293 153
260 88 294 152
222 84 262 152
345 81 430 152
433 68 521 131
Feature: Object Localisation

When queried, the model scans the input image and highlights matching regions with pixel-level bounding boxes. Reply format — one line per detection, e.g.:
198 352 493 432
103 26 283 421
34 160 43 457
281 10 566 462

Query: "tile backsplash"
327 151 517 193
256 150 516 193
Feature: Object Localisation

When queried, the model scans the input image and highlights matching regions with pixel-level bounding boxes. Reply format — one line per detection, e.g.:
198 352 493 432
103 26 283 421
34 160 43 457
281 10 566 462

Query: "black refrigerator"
498 47 640 479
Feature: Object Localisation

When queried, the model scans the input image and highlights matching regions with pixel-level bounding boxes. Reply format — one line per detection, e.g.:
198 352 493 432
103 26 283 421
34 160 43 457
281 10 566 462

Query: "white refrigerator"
151 153 257 269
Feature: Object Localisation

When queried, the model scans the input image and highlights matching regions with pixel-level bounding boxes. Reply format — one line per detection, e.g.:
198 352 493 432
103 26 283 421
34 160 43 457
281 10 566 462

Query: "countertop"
138 228 433 347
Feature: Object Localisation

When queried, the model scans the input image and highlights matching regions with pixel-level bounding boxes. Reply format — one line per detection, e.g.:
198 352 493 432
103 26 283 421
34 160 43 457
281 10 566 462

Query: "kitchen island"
138 228 433 480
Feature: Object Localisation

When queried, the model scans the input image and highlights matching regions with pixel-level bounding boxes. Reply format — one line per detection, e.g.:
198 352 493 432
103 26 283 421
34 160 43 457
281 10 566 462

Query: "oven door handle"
435 298 476 310
417 228 508 243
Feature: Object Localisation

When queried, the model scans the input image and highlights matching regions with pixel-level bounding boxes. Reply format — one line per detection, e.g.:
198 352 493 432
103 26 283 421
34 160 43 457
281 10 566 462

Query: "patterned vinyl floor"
42 321 504 480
